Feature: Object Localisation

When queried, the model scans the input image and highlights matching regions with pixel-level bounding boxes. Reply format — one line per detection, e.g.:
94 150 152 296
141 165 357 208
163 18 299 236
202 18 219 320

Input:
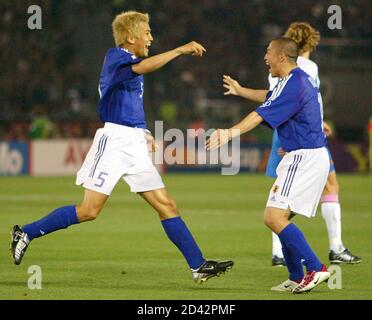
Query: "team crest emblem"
273 185 279 193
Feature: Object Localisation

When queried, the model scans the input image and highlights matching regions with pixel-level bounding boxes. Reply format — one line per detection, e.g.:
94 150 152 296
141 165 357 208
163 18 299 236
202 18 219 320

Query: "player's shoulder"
104 47 139 65
106 47 129 58
282 68 307 91
297 56 318 68
297 56 318 80
292 67 319 93
291 67 309 80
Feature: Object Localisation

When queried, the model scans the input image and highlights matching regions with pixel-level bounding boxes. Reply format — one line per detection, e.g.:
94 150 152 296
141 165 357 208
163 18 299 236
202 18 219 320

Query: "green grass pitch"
0 174 371 300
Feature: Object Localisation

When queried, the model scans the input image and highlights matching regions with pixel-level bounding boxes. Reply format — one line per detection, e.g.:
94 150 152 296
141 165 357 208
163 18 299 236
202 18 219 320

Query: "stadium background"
0 0 371 300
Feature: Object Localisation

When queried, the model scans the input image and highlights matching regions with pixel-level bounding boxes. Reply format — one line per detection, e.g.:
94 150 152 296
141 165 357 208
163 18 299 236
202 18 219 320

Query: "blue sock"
22 205 79 241
281 242 304 282
161 217 205 269
278 223 322 272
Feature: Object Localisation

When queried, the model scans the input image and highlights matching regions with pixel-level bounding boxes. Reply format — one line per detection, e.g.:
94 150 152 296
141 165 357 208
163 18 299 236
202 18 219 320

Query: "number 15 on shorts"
94 172 108 187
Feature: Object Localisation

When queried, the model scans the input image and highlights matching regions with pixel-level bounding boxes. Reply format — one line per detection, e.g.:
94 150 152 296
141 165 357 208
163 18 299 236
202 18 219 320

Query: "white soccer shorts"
266 147 330 218
76 122 165 195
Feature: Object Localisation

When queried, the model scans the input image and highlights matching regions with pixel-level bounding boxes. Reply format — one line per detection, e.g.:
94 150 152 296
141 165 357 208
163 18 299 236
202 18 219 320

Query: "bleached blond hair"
284 22 320 54
112 11 149 46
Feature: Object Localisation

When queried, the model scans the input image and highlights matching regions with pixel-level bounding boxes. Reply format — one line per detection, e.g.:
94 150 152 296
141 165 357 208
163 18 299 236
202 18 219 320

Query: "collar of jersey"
119 47 138 59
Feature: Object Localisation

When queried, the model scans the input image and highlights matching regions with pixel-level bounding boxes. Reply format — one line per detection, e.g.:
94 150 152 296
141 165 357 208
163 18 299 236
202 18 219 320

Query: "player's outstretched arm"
205 111 263 150
132 41 206 75
223 75 268 103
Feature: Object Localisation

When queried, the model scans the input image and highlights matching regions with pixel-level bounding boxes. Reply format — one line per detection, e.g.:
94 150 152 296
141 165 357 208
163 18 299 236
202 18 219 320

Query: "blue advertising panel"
0 142 29 175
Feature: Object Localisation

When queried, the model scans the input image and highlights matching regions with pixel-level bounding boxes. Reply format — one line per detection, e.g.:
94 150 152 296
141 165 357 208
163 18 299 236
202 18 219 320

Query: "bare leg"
76 189 109 222
139 188 179 220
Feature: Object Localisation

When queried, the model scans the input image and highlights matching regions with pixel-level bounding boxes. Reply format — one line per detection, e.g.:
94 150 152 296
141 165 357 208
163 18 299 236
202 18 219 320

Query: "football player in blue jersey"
11 11 233 284
223 22 361 267
207 38 331 293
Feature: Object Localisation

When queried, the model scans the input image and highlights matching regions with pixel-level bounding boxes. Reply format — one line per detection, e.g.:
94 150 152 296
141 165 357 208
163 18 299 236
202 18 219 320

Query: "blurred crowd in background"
0 0 371 143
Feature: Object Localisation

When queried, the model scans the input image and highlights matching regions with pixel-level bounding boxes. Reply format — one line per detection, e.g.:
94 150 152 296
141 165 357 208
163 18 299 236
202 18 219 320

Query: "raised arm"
132 41 206 75
205 111 263 151
223 75 268 103
229 111 264 136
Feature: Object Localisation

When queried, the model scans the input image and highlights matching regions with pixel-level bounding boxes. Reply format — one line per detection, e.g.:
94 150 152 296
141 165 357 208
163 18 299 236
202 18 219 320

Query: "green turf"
0 174 371 300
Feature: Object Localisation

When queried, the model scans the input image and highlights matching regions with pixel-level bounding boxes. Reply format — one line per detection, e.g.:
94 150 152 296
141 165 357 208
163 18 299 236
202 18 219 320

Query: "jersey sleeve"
108 49 142 86
256 75 301 129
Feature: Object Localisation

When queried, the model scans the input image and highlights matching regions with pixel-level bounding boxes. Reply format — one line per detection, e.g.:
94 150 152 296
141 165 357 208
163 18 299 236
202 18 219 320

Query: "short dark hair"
271 37 299 63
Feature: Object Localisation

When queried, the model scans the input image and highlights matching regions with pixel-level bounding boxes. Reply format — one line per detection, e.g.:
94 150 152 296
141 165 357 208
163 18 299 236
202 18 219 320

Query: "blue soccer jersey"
98 47 146 128
256 67 326 152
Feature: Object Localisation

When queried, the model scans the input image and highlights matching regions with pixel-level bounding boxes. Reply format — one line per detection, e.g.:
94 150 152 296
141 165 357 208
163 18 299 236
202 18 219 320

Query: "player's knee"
264 215 276 229
156 198 179 220
164 198 179 215
263 209 279 230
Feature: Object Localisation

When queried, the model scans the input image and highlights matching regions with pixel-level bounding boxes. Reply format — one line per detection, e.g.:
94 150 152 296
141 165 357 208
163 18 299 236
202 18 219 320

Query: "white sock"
321 202 345 253
272 232 284 258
